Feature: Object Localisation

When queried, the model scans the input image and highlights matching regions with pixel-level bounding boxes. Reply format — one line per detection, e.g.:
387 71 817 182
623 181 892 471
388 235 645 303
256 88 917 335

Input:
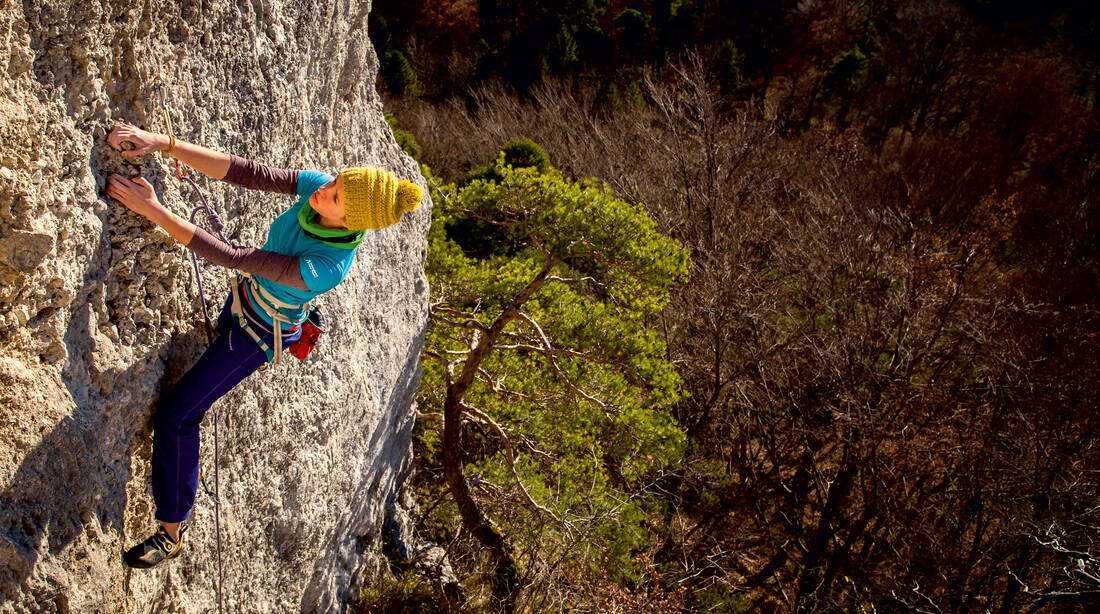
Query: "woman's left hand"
106 174 165 221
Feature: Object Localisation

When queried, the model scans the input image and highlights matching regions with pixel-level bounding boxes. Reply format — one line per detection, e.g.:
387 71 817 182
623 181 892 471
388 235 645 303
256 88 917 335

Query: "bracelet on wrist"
164 134 176 154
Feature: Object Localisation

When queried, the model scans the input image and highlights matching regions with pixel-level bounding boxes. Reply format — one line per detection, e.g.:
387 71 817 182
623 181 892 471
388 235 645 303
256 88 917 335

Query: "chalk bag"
288 307 327 360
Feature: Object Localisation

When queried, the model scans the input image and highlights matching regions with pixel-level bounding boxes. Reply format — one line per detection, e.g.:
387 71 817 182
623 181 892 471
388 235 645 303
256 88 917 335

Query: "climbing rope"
153 80 226 614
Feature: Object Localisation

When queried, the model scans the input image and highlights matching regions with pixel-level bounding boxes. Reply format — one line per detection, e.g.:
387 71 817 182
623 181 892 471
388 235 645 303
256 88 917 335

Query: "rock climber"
104 123 422 568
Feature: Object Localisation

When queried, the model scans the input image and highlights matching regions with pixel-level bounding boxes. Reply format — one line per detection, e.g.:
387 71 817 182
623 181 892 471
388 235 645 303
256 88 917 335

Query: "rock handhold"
0 230 54 272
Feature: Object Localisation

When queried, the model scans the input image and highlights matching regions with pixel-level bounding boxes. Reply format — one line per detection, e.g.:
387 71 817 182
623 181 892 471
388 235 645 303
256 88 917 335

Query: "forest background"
358 1 1099 612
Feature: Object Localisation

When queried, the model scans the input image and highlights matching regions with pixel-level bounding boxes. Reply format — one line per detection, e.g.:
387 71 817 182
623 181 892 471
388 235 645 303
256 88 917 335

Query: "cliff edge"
0 1 432 611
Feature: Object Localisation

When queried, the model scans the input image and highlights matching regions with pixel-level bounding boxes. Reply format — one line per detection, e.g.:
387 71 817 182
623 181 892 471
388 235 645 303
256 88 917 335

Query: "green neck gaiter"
297 202 364 250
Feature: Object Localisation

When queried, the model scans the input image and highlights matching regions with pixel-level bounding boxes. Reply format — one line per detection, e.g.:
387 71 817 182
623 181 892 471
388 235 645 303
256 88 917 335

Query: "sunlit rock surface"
0 1 435 611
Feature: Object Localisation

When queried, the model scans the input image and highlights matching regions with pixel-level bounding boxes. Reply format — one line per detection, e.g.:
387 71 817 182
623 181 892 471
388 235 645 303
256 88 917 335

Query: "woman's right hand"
107 123 168 158
105 173 166 220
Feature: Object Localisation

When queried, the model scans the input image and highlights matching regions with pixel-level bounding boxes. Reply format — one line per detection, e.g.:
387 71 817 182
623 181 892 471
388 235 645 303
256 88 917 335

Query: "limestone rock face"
0 1 432 612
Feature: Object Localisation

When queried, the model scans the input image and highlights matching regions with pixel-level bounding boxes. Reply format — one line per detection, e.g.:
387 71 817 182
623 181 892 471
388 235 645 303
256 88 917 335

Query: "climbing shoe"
122 524 188 569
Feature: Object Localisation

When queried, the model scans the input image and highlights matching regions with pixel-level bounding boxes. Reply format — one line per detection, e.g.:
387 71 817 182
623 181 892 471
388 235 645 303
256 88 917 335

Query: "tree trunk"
440 257 555 612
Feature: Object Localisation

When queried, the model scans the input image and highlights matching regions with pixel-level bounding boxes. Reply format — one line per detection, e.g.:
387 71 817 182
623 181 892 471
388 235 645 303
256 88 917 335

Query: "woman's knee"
153 397 191 433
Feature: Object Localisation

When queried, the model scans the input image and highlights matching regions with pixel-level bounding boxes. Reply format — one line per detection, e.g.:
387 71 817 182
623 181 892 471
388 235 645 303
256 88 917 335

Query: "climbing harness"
233 275 328 363
231 273 306 365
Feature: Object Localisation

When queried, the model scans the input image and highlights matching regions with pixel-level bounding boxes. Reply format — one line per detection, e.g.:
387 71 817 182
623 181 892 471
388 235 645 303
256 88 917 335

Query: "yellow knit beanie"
339 167 422 230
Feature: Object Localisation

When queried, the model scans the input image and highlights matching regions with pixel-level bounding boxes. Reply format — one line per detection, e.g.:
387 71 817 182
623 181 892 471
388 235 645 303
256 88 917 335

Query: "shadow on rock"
301 323 427 611
0 303 211 603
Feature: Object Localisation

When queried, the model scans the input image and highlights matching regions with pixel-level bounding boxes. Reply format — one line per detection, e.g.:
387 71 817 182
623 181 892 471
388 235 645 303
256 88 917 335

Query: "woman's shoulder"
295 170 336 199
297 241 359 263
297 246 358 293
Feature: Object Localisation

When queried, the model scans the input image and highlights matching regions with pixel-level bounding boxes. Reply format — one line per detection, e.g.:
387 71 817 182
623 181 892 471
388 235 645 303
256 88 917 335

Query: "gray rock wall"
0 1 432 612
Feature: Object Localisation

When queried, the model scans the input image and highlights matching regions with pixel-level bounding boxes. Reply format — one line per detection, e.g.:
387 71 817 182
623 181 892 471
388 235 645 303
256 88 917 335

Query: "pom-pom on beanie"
339 167 422 231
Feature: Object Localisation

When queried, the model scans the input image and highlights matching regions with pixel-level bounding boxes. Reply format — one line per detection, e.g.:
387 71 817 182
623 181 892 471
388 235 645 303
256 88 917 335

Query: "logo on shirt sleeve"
304 258 320 279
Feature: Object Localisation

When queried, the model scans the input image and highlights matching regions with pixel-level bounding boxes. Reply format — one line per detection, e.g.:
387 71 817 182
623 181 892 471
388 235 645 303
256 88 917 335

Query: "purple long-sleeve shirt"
184 156 309 290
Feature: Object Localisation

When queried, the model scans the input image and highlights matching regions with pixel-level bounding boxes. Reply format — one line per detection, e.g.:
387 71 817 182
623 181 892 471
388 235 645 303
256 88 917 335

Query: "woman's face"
309 176 347 226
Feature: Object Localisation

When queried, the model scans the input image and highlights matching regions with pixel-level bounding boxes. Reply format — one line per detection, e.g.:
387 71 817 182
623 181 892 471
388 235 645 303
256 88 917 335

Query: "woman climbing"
104 123 422 568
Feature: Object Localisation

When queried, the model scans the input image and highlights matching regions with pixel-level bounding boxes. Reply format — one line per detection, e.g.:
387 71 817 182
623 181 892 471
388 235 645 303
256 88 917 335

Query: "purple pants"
151 295 301 523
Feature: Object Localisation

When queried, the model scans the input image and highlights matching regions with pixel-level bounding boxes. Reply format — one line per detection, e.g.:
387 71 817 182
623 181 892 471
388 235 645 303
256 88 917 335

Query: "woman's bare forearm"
147 206 198 245
163 138 232 181
106 173 197 245
109 124 232 181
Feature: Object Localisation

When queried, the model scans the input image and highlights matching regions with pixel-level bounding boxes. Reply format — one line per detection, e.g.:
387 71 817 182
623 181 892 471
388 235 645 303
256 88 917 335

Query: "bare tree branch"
463 402 563 524
430 311 490 332
421 350 455 385
513 310 611 413
492 344 596 362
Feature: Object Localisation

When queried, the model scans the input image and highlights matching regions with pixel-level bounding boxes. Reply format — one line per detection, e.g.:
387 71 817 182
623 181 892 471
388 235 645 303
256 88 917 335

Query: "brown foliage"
393 51 1099 613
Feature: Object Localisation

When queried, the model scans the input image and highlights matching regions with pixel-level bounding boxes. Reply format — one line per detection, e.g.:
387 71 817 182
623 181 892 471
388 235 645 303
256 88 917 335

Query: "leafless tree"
395 51 1100 613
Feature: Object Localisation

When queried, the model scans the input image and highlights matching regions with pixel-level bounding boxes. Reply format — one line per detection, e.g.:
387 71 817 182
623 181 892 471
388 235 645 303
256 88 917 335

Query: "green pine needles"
417 144 690 607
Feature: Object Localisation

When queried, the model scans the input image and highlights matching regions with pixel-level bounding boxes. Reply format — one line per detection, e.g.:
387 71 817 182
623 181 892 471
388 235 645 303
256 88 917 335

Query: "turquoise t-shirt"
245 170 359 329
